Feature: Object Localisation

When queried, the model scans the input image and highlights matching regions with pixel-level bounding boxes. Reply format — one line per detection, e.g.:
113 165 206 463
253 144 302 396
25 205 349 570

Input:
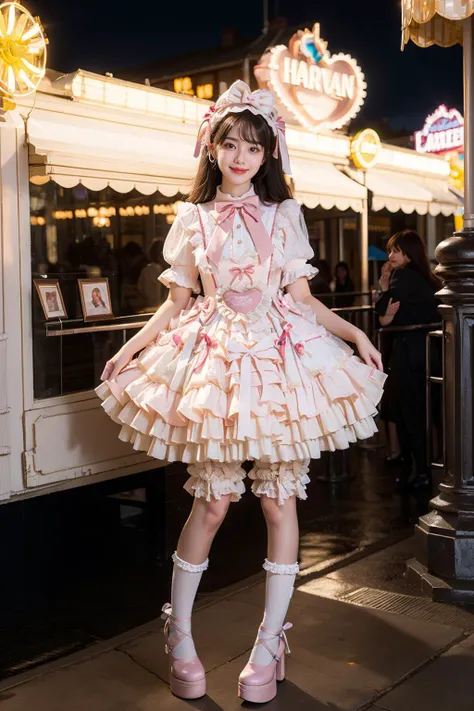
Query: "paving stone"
122 582 464 702
375 633 474 711
0 650 168 710
1 550 469 711
288 589 463 684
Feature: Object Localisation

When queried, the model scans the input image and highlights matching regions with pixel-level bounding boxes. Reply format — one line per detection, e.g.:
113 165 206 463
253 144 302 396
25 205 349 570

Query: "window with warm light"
30 182 185 399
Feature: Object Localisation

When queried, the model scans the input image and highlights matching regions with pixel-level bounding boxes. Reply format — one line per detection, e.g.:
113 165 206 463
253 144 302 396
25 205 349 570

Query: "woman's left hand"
355 331 383 371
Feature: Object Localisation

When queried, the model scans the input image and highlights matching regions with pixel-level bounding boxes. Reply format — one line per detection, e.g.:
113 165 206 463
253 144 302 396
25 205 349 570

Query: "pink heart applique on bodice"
222 289 262 314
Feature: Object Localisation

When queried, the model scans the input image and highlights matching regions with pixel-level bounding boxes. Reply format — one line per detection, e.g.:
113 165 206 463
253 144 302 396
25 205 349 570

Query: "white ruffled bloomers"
96 291 386 504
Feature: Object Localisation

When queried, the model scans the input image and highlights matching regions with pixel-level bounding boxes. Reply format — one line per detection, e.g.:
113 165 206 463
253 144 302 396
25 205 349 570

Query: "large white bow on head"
218 81 277 121
194 80 292 176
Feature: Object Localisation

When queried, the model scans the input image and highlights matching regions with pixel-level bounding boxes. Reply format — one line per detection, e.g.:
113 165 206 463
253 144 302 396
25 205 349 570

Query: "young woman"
375 230 441 489
96 81 385 703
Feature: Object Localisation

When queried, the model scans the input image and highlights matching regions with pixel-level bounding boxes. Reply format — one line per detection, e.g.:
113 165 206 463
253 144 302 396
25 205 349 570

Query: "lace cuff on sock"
263 559 299 575
172 551 209 573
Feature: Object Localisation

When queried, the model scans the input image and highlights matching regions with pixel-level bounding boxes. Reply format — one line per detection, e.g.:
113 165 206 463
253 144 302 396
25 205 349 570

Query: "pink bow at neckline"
206 195 273 265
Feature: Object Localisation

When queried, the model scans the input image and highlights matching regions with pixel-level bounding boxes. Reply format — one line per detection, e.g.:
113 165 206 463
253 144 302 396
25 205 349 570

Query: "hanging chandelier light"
0 1 47 99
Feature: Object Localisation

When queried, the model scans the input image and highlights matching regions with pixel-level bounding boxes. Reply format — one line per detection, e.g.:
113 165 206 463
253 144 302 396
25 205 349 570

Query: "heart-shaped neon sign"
255 24 366 133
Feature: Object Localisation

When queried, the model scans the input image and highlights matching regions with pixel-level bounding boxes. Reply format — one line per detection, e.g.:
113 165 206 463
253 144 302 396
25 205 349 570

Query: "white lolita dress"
96 187 385 504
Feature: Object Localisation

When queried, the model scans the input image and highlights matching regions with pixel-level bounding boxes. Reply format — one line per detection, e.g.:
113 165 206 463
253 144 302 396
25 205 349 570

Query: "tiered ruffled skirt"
96 294 385 502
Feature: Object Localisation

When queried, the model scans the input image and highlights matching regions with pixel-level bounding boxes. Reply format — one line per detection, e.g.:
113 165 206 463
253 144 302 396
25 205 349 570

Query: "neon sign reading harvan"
254 23 366 132
282 57 357 100
415 105 464 155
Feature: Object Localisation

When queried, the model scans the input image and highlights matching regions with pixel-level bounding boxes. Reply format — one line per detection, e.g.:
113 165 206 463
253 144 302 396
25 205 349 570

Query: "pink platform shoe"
238 622 292 703
162 603 206 699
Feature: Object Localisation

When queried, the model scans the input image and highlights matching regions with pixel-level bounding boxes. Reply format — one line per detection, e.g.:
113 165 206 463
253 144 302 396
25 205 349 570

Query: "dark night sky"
29 0 463 131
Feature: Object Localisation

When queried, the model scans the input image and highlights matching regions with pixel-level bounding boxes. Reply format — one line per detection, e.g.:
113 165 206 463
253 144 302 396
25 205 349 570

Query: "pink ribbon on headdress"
193 106 216 158
229 264 255 285
206 195 272 265
273 117 292 176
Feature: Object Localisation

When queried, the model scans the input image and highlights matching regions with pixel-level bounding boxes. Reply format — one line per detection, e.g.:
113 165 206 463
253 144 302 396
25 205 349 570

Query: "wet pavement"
0 436 430 682
2 534 474 710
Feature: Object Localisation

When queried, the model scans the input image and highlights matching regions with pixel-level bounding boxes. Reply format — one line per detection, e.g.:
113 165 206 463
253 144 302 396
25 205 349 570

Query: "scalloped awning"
27 109 195 196
364 168 461 216
402 0 474 47
292 157 367 213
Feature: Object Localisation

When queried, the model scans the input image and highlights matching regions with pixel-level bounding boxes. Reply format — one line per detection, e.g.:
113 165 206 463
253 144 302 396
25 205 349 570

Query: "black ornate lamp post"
402 2 474 602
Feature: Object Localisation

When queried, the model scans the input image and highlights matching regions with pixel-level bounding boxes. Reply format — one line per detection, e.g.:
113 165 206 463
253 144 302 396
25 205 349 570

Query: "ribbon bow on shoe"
160 603 206 700
206 195 272 265
238 622 294 703
278 622 293 656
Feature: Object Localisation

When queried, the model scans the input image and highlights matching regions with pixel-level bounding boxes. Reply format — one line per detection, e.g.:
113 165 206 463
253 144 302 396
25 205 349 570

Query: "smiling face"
214 127 265 195
210 111 273 197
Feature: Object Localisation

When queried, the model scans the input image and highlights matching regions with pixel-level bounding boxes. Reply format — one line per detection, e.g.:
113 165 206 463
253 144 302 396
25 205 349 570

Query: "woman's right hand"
100 348 134 382
385 297 400 318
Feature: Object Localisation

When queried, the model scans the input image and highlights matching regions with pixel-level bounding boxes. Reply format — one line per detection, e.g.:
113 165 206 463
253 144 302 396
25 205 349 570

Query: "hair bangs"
213 110 274 155
386 233 400 253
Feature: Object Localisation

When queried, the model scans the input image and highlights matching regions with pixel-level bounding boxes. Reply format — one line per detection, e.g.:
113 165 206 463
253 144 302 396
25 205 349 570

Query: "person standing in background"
375 230 441 490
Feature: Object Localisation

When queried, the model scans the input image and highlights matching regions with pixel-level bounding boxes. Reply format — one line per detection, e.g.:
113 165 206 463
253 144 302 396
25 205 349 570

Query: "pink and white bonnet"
193 80 292 176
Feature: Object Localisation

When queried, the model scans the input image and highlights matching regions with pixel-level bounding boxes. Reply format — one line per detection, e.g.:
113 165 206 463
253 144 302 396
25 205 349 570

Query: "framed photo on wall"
78 278 113 321
34 279 68 320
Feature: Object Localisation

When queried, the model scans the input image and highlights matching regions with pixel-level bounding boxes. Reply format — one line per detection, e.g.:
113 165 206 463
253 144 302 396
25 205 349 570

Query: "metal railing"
332 305 377 344
45 303 378 340
310 290 373 309
376 321 442 352
45 313 154 341
426 329 444 484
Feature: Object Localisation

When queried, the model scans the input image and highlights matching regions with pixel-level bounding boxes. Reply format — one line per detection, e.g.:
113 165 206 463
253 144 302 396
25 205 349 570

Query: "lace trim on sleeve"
281 259 319 288
159 266 201 294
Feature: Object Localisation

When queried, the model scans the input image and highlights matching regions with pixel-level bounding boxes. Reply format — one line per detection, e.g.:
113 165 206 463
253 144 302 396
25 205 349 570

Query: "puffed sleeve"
278 199 319 288
158 203 201 294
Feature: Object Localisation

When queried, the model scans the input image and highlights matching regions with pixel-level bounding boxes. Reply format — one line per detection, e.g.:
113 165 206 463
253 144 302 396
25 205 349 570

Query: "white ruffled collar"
216 184 256 202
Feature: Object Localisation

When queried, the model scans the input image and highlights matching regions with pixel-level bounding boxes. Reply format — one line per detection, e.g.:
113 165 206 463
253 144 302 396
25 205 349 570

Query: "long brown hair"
187 110 292 205
387 229 441 290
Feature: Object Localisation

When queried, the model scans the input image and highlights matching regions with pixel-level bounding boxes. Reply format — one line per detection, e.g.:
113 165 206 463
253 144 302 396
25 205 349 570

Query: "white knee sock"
249 559 299 666
165 551 208 660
